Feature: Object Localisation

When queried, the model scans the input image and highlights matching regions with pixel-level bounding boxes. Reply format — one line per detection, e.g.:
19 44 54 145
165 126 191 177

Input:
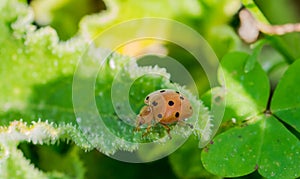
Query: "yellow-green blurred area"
28 0 300 94
29 0 242 95
19 0 300 178
29 0 106 40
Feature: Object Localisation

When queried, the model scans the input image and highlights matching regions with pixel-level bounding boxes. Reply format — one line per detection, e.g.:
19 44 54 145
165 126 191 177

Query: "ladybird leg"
178 120 193 129
142 125 152 137
142 132 148 138
160 123 172 139
142 116 155 137
134 115 146 132
186 123 194 129
142 117 161 137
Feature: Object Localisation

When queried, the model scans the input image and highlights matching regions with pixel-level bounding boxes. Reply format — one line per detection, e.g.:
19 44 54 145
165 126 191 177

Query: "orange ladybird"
135 89 193 138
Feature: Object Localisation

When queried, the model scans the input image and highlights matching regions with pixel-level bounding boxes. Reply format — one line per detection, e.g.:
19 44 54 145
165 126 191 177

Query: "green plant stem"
265 36 295 64
241 0 296 64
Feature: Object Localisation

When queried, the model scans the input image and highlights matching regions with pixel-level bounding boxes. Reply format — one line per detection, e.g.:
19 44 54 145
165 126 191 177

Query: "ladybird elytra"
135 89 193 138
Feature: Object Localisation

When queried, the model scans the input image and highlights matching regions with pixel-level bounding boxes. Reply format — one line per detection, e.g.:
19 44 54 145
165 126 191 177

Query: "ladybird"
135 89 193 138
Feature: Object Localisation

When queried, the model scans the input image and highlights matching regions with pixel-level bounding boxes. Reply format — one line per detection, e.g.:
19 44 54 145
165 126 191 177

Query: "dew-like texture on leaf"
73 49 204 158
0 0 206 163
0 0 86 126
0 0 94 160
217 52 270 121
202 116 300 178
0 142 48 179
271 60 300 132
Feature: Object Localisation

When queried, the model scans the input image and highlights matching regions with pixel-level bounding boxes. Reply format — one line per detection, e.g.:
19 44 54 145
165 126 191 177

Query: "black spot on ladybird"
190 106 192 110
176 91 180 94
160 90 166 93
152 101 158 106
180 96 184 100
157 114 163 118
168 100 174 106
175 112 180 118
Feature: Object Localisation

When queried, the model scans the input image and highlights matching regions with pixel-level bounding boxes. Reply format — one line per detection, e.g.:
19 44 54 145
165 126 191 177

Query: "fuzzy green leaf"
73 48 208 157
0 142 48 179
0 0 211 167
0 0 242 177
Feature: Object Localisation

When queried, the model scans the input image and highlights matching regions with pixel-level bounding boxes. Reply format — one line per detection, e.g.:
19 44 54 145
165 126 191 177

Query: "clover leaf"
201 52 300 178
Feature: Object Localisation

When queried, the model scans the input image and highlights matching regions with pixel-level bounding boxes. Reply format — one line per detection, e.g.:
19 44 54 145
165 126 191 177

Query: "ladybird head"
136 106 153 127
